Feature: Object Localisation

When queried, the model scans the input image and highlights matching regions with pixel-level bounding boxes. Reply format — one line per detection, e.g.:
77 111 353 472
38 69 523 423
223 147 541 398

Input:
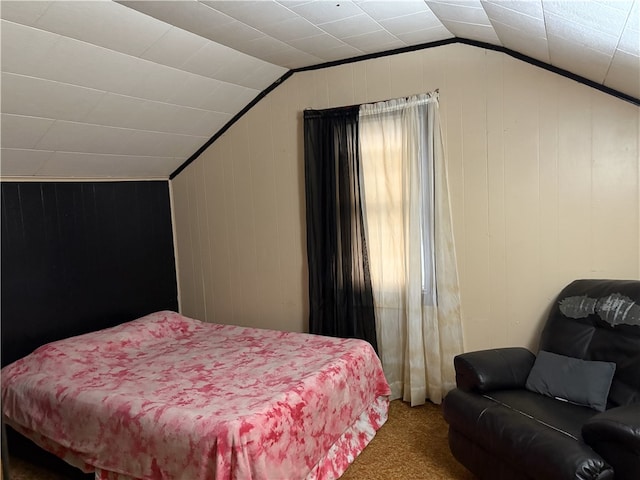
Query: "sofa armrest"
582 403 640 480
454 347 536 393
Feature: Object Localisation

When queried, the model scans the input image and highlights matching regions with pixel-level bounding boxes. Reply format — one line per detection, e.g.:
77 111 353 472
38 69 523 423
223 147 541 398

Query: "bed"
1 311 391 479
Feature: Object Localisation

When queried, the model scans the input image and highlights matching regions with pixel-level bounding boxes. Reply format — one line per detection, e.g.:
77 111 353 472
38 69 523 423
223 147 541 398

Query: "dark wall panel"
1 181 178 366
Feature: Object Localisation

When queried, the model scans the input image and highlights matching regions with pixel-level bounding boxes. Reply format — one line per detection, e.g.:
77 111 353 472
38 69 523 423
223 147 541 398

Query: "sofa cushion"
486 390 598 439
444 389 598 443
443 388 612 480
476 404 612 480
525 350 616 411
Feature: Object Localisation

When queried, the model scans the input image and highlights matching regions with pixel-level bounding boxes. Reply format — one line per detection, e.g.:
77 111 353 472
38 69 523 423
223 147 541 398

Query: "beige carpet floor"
8 400 476 480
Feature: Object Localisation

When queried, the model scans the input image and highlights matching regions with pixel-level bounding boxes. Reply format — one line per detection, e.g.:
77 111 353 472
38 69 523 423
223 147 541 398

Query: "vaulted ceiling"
1 0 638 179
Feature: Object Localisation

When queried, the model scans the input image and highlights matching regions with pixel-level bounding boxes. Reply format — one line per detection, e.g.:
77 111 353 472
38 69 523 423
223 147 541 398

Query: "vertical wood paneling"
442 48 466 312
194 158 213 321
187 165 207 321
591 94 639 277
228 117 257 324
536 71 563 341
352 61 370 106
201 144 222 324
271 78 308 332
248 97 283 328
326 64 356 107
212 135 237 324
557 83 593 280
364 57 391 103
390 52 423 98
421 48 447 130
460 48 490 345
486 50 508 347
1 181 178 366
171 43 640 352
502 59 542 346
172 170 195 316
311 69 330 108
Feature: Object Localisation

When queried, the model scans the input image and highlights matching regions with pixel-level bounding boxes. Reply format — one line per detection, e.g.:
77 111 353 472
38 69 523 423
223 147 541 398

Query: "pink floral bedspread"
1 311 390 479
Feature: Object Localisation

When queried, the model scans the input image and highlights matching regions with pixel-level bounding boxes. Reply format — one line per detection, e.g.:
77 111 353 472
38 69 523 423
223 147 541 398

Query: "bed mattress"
1 311 390 479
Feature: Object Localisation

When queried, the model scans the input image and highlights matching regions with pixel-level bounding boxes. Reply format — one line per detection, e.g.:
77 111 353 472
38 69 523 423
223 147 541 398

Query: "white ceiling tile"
482 1 544 20
393 24 453 44
0 148 54 177
545 12 620 55
137 102 225 137
542 0 632 36
33 36 152 95
343 29 405 52
0 0 52 25
127 65 193 103
38 152 180 178
199 83 260 114
599 0 637 11
34 120 137 155
200 111 234 136
379 12 444 35
441 20 501 43
179 40 286 88
319 13 382 38
290 1 365 24
617 1 640 56
257 16 324 42
1 20 62 75
357 1 431 20
318 43 366 61
604 49 640 99
83 93 227 137
626 0 640 19
118 0 236 41
548 34 612 82
491 20 550 62
140 27 209 68
1 73 106 122
198 19 265 47
82 93 148 129
482 2 546 35
1 114 55 149
123 130 206 158
200 0 256 15
234 36 294 61
427 1 491 25
237 63 288 90
276 0 315 7
165 76 233 110
204 1 299 27
288 34 350 56
260 48 324 69
180 41 242 79
34 0 172 57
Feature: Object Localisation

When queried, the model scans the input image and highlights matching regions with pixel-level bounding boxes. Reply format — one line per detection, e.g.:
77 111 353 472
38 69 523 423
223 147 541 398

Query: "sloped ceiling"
1 0 638 179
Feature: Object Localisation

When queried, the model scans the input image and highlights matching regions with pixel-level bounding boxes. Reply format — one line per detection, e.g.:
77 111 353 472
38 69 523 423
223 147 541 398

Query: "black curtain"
303 106 378 352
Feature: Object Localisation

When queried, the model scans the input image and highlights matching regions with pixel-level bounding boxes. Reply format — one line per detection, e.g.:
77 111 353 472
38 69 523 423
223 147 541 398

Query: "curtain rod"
304 89 440 115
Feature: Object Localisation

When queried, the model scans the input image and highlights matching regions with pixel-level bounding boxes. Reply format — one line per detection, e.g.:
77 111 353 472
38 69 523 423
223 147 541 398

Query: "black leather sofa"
442 279 640 480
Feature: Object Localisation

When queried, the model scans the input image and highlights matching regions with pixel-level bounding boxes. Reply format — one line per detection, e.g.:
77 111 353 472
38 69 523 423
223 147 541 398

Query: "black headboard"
1 181 179 367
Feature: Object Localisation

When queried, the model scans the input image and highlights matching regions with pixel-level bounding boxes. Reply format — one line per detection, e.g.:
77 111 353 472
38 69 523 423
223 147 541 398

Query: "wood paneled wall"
1 181 178 365
171 43 639 352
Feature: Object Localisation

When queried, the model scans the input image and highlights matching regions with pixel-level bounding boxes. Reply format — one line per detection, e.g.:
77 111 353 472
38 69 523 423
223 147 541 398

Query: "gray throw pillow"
525 350 616 412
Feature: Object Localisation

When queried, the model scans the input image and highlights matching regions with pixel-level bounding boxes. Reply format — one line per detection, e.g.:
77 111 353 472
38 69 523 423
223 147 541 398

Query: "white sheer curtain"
359 92 463 406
